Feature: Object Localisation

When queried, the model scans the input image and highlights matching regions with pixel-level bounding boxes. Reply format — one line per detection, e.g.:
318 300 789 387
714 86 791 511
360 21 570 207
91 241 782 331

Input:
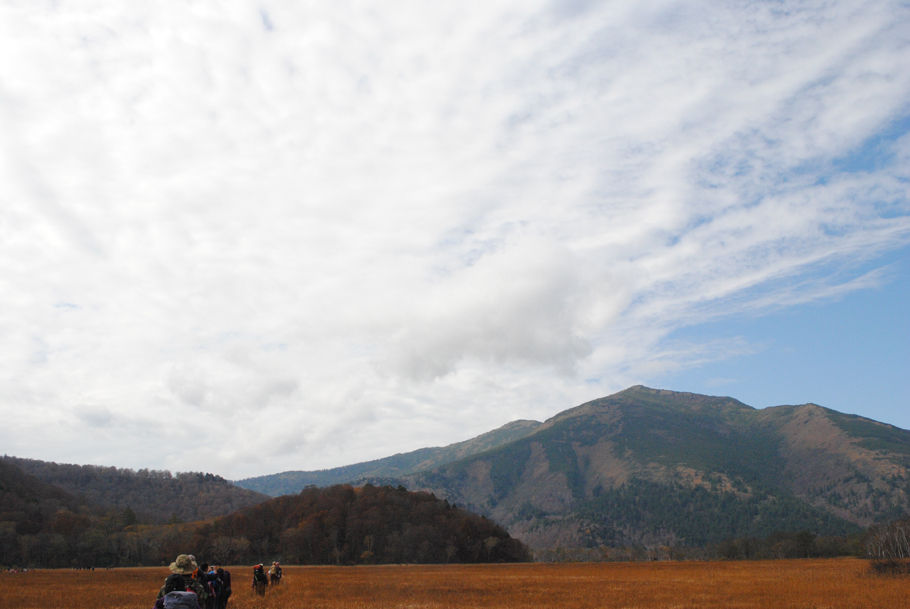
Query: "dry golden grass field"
1 558 907 609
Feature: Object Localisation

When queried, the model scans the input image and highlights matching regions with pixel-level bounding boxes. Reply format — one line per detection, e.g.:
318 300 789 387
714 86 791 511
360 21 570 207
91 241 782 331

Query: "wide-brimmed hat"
169 554 198 575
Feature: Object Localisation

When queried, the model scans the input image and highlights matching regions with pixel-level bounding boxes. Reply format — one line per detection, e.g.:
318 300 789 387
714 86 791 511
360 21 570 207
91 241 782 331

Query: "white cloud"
0 1 908 477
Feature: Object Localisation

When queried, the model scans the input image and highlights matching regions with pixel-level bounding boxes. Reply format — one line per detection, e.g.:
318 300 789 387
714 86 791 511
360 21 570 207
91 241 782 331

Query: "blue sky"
654 243 910 427
0 1 908 478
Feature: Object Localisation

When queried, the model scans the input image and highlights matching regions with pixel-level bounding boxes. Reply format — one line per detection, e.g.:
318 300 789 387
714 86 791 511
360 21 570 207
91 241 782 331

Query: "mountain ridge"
235 418 542 495
236 385 910 555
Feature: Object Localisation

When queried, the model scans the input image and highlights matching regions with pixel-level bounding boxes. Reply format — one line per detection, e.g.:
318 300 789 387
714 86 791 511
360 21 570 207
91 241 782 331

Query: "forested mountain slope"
2 456 268 524
0 458 91 540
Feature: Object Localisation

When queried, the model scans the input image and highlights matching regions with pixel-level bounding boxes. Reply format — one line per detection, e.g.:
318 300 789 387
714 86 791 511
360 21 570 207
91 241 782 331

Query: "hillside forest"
0 458 529 568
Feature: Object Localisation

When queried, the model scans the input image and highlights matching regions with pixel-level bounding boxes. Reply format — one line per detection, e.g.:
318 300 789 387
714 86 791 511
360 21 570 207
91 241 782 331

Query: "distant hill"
0 458 112 567
393 386 910 555
0 458 92 537
2 456 268 524
0 456 529 567
235 419 541 495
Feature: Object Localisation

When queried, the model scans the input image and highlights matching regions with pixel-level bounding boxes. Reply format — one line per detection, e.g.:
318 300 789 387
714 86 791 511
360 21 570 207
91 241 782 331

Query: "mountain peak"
617 384 741 402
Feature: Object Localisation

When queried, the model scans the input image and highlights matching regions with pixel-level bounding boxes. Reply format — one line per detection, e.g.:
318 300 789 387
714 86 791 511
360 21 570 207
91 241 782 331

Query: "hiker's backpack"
188 576 208 603
220 569 232 594
162 591 199 609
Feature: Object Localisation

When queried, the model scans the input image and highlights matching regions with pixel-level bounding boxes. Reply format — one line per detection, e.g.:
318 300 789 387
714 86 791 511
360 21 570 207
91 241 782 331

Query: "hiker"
158 555 207 601
252 563 268 596
215 567 232 609
154 556 205 609
192 562 214 609
152 574 201 609
268 561 282 586
201 564 219 609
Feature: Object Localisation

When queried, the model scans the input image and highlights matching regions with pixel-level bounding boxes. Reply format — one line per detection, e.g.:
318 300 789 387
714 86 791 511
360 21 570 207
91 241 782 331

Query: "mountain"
2 456 269 524
393 386 910 555
235 419 541 495
236 386 909 557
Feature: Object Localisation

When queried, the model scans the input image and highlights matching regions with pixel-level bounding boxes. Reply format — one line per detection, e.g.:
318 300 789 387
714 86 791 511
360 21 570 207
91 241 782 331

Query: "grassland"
0 558 904 609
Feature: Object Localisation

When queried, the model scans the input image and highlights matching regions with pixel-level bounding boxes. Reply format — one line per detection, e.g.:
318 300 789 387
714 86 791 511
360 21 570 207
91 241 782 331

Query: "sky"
1 1 908 480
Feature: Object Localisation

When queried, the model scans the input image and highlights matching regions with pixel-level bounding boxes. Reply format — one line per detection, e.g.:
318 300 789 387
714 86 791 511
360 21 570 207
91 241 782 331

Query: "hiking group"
154 554 284 608
252 561 282 596
153 554 232 609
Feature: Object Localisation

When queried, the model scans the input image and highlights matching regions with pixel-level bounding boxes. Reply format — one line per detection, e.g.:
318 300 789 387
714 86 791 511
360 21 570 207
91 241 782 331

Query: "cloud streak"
0 1 908 477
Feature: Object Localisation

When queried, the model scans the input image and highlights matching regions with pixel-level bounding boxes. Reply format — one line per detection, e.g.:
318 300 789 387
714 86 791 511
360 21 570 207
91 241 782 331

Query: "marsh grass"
0 558 903 609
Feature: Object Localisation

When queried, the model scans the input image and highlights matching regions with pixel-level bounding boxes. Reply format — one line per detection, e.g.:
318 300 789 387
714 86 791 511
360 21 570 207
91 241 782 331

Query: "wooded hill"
193 484 530 564
3 456 268 524
236 386 910 558
0 458 529 568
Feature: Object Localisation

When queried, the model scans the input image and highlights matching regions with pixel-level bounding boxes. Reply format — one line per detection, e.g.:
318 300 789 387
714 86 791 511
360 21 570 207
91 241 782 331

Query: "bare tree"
866 517 910 573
